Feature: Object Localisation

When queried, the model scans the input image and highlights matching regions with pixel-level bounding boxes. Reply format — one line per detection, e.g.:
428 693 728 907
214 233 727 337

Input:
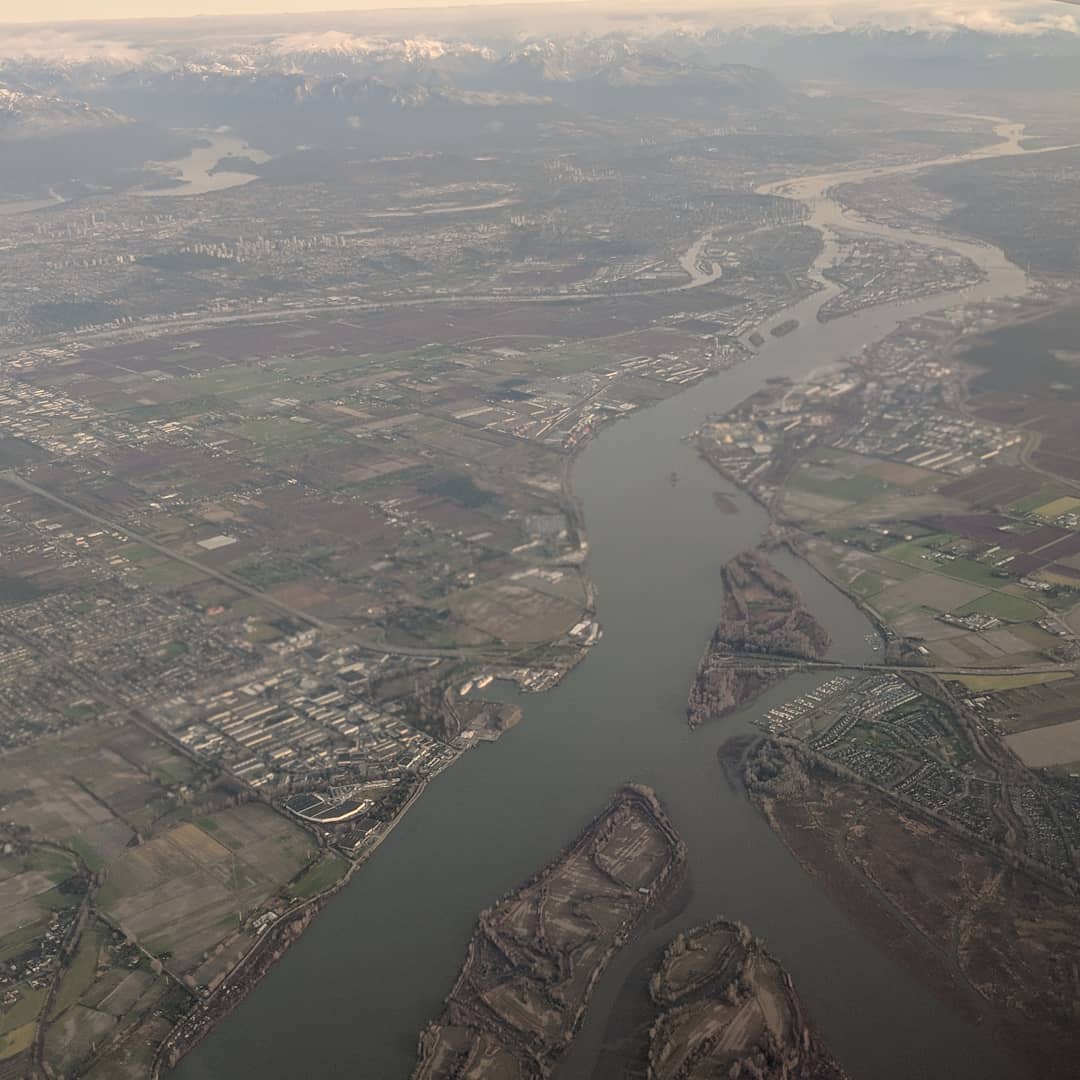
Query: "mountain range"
2 18 1079 142
0 84 128 138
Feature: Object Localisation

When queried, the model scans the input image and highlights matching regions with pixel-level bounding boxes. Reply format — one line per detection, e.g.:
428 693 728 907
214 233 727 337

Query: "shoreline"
694 287 1080 1079
151 763 442 1075
719 734 999 1026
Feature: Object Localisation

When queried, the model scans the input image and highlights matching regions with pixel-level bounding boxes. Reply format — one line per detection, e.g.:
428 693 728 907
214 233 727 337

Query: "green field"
124 395 224 422
36 885 81 912
882 536 1045 613
1032 495 1080 519
954 591 1044 623
233 417 349 449
151 759 195 786
50 926 104 1019
848 570 887 598
1008 486 1071 514
176 366 280 399
11 849 78 883
534 342 616 375
0 920 47 964
222 417 352 465
0 1021 35 1061
66 837 105 874
786 462 887 503
953 672 1071 692
277 352 380 378
289 855 349 900
881 538 1006 589
0 986 46 1035
136 560 211 589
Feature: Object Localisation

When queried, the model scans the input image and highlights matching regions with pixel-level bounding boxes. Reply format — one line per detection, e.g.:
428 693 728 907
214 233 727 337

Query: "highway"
712 651 1073 679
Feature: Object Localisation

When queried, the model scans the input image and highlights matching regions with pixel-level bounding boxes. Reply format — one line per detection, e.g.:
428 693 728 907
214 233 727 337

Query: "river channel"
174 126 1043 1080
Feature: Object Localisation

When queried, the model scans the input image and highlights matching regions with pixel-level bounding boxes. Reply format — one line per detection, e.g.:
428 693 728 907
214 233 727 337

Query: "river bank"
152 761 447 1074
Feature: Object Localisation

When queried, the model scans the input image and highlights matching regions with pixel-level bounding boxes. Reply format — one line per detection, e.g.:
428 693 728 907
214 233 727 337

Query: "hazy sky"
1 0 561 23
1 0 1076 30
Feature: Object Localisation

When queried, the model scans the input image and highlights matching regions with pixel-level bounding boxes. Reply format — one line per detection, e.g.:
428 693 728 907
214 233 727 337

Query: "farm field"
954 591 1044 623
952 672 1070 692
101 806 313 971
289 855 350 900
1031 495 1080 519
786 447 940 505
0 843 87 1074
1006 718 1080 768
0 716 322 1075
880 537 1006 588
873 572 986 614
42 919 183 1078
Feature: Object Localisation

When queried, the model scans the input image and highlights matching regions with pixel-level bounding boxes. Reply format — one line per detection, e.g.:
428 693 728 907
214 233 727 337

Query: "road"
714 651 1075 679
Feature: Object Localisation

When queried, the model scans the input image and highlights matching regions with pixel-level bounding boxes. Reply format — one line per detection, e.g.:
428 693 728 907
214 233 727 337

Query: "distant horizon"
2 0 1078 35
6 0 586 28
2 0 1071 29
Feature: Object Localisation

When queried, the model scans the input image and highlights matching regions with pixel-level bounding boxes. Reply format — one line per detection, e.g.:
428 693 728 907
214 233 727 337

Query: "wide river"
174 124 1044 1080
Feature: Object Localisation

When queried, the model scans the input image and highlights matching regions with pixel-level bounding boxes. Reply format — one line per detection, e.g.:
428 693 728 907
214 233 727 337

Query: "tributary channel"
174 126 1044 1080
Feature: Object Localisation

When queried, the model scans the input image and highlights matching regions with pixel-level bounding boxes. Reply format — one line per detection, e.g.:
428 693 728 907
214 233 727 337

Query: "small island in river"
647 918 849 1080
688 549 830 729
413 784 686 1080
770 318 800 338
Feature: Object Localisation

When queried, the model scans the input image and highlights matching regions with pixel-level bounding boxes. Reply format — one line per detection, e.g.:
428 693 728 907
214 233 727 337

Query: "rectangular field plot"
1007 718 1080 768
785 462 886 503
786 448 941 506
873 572 986 614
880 540 1006 589
101 805 313 971
953 591 1043 623
1032 495 1080 519
953 672 1071 692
